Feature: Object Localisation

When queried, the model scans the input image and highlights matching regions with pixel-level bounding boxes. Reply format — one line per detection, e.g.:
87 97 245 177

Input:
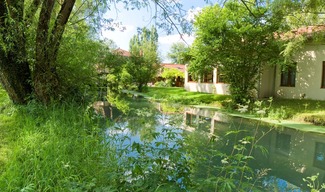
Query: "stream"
103 100 325 191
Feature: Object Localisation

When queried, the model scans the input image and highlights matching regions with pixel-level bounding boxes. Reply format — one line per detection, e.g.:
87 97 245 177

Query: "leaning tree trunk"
0 0 33 104
0 0 77 104
34 0 57 103
34 0 76 103
0 52 33 104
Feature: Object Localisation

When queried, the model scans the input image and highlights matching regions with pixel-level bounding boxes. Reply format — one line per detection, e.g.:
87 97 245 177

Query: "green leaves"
190 1 284 103
128 26 160 92
167 42 190 64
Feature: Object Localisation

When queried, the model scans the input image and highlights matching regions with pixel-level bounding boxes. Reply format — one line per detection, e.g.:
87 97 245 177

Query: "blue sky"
101 1 216 63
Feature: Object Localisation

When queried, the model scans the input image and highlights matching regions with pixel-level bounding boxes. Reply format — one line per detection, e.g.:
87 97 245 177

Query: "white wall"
274 44 325 100
184 65 230 95
258 66 276 98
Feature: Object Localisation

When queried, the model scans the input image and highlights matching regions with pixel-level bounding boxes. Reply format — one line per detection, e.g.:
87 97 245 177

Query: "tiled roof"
114 48 131 57
161 63 185 72
278 25 325 40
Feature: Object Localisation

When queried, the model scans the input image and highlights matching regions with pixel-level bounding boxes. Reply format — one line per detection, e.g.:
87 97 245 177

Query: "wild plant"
185 109 273 191
237 97 273 117
303 173 325 192
106 107 191 191
0 101 118 191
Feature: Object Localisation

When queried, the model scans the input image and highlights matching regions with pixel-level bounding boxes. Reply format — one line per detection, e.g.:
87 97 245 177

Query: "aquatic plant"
303 173 325 192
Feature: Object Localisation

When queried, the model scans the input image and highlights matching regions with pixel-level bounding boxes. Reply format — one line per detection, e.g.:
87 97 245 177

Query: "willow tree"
0 0 200 104
0 0 82 104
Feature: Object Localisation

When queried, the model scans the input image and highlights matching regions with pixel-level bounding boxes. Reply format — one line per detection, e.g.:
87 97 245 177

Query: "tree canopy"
190 0 284 103
0 0 203 104
0 0 112 104
128 26 160 92
2 0 324 104
167 42 190 64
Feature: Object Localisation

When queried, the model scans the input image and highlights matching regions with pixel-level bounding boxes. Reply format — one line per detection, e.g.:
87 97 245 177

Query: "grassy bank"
1 86 324 190
144 87 231 106
0 88 119 191
0 88 190 191
144 87 325 126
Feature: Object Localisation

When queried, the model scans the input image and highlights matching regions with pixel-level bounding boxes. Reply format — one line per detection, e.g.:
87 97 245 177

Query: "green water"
106 100 324 191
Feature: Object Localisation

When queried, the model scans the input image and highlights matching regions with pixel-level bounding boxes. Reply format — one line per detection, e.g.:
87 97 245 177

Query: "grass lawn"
145 87 325 126
270 98 325 125
144 87 231 106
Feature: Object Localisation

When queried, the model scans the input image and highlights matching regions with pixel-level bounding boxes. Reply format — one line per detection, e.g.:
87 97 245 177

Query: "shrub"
304 114 325 126
154 80 172 87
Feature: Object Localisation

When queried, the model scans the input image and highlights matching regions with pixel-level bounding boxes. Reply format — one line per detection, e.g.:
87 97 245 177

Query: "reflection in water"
106 101 325 191
183 107 325 191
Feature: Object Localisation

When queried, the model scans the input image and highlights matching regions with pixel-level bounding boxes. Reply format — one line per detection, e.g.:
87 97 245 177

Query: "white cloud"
102 27 196 62
158 34 195 62
186 7 202 22
101 25 137 50
159 34 195 46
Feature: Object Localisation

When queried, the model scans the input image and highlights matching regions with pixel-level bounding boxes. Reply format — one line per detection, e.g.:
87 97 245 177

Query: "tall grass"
0 94 120 191
0 89 190 191
3 86 323 191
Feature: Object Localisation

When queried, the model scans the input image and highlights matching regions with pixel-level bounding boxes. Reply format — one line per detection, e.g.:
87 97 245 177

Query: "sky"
101 1 216 63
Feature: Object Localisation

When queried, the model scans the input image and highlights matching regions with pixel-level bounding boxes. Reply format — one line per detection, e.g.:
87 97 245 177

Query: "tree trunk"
33 0 57 103
33 0 76 103
0 0 33 104
0 52 32 104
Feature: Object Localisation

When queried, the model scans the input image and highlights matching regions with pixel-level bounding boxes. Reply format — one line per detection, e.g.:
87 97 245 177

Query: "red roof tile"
278 25 325 40
160 63 185 73
114 48 131 57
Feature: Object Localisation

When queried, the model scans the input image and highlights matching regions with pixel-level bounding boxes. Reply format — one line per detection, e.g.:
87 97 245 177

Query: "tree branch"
68 0 101 26
49 0 76 63
154 1 188 45
36 0 55 70
240 0 256 18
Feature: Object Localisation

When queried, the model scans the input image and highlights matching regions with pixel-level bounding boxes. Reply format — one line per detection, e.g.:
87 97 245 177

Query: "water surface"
105 101 325 191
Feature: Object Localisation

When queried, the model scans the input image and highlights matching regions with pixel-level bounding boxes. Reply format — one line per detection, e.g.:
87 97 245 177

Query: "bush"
56 33 102 102
154 80 172 87
304 114 325 126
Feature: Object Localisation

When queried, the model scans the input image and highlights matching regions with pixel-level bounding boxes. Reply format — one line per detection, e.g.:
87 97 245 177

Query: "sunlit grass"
0 88 118 191
269 99 325 125
145 87 325 125
145 87 231 106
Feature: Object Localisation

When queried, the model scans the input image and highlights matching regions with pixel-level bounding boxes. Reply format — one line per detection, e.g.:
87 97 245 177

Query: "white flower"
237 104 248 113
221 158 229 164
256 110 266 115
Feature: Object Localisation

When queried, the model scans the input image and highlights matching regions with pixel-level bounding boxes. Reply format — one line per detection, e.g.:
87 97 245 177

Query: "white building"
185 26 325 100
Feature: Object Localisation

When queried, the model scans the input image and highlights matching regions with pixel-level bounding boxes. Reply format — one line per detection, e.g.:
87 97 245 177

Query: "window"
202 72 213 83
321 62 325 88
188 73 194 82
276 132 291 155
217 68 226 83
186 113 197 126
198 116 211 130
280 65 296 87
314 142 325 169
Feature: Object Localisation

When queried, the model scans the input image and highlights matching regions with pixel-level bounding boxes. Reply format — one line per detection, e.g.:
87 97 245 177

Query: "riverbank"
0 89 115 190
0 87 323 191
0 88 190 191
143 87 325 133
